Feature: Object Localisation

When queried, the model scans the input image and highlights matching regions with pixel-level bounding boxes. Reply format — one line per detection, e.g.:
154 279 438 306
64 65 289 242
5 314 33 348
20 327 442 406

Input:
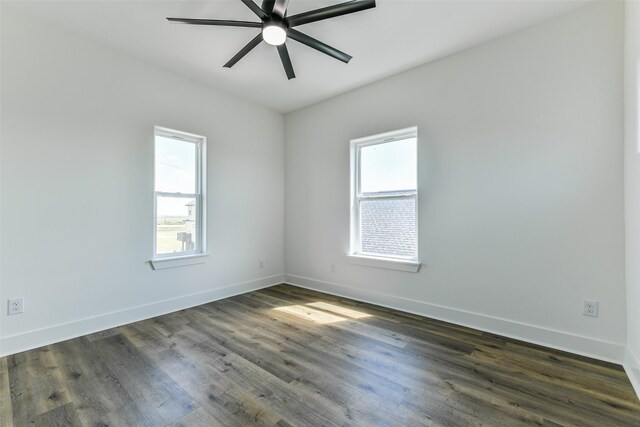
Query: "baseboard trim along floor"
284 274 626 365
625 346 640 400
0 274 285 357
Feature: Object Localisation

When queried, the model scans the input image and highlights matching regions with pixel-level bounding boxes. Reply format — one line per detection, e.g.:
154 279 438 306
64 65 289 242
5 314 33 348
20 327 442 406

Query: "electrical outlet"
331 264 336 273
583 300 599 318
7 298 24 315
259 259 264 269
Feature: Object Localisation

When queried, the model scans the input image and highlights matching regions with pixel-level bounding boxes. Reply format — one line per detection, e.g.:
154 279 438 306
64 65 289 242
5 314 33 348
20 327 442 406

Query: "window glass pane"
360 198 416 258
360 138 416 194
155 135 196 193
156 196 198 255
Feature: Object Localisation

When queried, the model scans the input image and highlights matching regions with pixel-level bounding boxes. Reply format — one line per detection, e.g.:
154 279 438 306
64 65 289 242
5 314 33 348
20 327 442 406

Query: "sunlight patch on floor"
274 305 347 324
273 302 373 324
306 302 372 319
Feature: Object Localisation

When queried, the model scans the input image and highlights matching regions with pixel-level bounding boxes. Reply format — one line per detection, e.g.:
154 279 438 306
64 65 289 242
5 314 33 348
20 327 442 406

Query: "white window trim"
347 254 420 272
151 126 207 267
150 253 209 270
349 126 420 272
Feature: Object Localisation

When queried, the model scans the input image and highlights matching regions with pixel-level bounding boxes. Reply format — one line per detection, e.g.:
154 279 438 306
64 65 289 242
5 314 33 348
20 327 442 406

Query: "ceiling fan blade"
224 33 263 68
271 0 289 18
286 0 375 27
261 0 275 14
239 0 268 20
167 18 261 28
277 44 296 80
287 28 352 63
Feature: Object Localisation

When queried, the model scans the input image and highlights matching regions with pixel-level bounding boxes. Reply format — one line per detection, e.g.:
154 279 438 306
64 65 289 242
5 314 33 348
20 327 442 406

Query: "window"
153 127 206 261
350 127 419 271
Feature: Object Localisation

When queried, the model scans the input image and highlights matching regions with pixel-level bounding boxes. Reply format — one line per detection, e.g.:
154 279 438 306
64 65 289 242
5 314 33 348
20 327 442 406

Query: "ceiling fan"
167 0 376 80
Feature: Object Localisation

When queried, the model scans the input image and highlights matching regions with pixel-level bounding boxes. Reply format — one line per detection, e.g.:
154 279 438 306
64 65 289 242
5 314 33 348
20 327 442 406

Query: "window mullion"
155 192 198 198
359 193 416 201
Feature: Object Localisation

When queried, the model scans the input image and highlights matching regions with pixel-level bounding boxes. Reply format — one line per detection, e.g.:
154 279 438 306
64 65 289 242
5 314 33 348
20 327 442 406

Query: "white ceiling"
6 0 590 113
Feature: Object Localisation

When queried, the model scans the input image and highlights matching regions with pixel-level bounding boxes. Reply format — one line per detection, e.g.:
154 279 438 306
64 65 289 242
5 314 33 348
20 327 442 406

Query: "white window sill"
347 254 421 272
150 253 209 270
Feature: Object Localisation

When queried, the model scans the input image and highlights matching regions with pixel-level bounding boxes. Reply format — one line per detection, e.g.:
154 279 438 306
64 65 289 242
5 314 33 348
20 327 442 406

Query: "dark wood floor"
2 284 640 426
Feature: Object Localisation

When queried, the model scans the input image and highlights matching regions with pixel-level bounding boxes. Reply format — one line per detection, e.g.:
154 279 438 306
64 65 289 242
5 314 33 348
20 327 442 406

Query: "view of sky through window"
360 137 417 194
155 135 196 216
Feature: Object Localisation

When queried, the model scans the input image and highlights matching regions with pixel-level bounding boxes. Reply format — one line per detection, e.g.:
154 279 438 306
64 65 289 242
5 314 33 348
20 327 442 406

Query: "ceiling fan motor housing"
262 19 288 46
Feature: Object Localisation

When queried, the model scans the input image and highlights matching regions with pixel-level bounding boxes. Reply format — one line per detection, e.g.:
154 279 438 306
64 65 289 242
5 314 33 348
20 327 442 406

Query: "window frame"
152 126 207 262
349 126 420 271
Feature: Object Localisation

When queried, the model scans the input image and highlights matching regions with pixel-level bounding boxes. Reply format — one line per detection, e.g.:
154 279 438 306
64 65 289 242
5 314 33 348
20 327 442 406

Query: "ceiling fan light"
262 24 287 46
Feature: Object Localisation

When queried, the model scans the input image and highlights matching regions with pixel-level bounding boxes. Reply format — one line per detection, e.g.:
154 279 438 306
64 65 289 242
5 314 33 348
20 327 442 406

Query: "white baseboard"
0 274 285 357
624 346 640 400
284 274 626 364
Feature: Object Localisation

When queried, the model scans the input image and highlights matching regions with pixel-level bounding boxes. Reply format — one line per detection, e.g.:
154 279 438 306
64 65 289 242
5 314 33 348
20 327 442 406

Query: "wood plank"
30 402 82 427
49 336 143 426
84 327 121 342
471 344 639 403
90 334 198 426
0 357 13 427
8 347 71 426
503 340 631 384
201 351 368 426
186 376 282 427
166 407 224 427
401 341 638 426
186 308 305 383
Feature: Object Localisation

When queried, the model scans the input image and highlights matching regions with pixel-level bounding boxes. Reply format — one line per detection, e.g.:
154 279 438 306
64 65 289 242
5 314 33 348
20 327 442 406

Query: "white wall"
285 1 626 362
625 0 640 397
0 6 284 356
